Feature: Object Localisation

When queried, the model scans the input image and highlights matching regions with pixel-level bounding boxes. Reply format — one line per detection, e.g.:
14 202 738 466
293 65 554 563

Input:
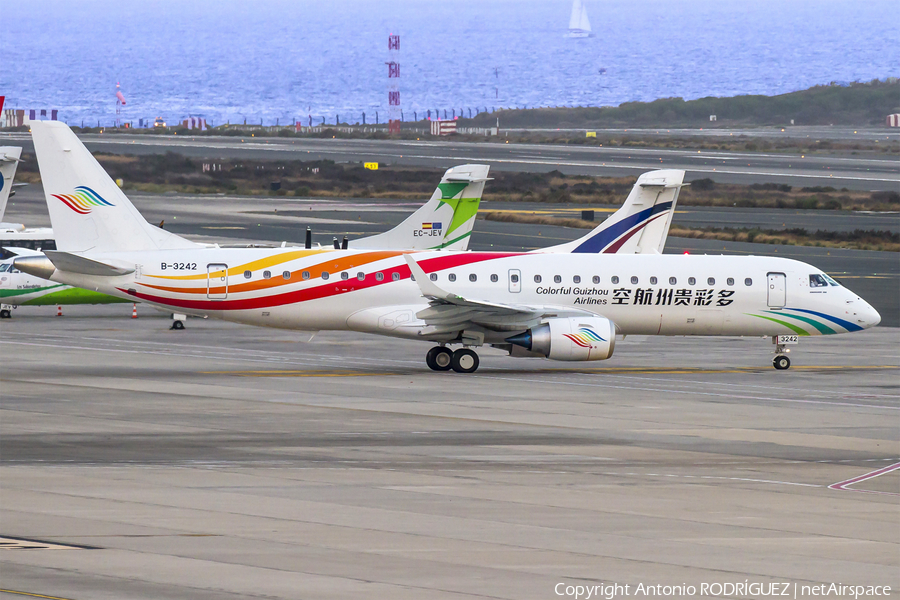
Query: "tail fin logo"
52 186 115 215
563 327 607 348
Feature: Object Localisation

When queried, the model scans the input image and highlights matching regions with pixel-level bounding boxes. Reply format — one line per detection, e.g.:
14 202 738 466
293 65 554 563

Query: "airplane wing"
403 254 594 336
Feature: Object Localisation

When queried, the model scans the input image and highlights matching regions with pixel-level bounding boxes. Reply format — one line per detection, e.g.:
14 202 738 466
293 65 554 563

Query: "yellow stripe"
145 249 332 281
201 370 400 377
0 590 76 600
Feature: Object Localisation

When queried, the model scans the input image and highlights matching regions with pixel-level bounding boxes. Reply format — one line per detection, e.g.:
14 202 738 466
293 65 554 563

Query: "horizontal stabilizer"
45 250 135 276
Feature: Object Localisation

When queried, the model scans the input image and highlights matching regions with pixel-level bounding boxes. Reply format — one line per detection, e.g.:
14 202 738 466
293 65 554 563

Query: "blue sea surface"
3 0 898 126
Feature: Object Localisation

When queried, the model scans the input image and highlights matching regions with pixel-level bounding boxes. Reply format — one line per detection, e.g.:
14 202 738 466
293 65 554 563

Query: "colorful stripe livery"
125 251 524 312
563 327 607 348
51 186 115 214
747 307 863 336
573 201 673 253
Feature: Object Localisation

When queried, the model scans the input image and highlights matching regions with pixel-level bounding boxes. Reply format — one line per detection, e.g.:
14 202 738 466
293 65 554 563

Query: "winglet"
403 254 456 301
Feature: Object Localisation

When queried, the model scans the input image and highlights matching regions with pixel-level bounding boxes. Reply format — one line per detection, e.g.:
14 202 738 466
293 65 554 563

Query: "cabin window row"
242 270 752 287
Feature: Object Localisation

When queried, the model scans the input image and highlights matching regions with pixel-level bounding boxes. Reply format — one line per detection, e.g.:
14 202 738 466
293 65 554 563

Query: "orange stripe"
139 250 406 295
145 249 331 281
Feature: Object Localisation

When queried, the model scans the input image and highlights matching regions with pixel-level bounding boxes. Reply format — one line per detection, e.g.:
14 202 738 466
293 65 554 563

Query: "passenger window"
592 276 600 284
283 271 291 280
341 272 349 280
809 274 828 288
469 274 477 282
554 275 562 283
727 277 734 286
302 271 310 280
392 272 400 281
510 274 519 283
376 272 384 281
688 277 696 285
744 278 753 286
669 277 677 285
449 273 457 282
611 276 619 284
263 270 271 279
573 275 581 284
649 276 657 285
707 277 715 286
429 273 438 281
490 274 499 282
244 270 252 279
321 272 329 280
534 275 542 283
357 272 365 281
630 276 638 284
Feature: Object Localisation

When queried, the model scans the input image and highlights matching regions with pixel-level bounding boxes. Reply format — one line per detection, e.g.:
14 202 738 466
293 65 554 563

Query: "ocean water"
3 0 898 126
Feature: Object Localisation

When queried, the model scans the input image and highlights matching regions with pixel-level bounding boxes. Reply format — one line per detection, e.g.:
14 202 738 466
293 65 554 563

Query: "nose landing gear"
772 335 796 370
425 346 480 373
773 355 791 370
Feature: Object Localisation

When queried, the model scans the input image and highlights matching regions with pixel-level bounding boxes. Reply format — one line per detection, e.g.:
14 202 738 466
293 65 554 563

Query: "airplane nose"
866 304 881 328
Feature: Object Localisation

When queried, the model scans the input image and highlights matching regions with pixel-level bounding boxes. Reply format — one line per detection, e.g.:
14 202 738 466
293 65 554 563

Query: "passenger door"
508 269 521 293
207 263 228 300
767 272 786 308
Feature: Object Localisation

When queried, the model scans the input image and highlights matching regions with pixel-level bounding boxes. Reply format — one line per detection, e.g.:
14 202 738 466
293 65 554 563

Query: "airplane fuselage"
48 248 880 342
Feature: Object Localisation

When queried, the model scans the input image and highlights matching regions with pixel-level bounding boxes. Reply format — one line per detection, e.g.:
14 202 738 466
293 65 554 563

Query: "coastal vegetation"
462 79 900 128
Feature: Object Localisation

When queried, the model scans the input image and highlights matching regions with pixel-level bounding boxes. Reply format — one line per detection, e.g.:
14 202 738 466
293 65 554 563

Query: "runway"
1 309 898 599
2 131 898 190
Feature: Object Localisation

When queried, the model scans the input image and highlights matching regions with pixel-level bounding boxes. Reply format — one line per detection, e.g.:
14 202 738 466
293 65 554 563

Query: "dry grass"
479 211 900 252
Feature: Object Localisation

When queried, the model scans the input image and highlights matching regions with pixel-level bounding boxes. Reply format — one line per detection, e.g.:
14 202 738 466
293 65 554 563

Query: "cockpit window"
0 264 9 272
809 274 828 288
823 274 840 287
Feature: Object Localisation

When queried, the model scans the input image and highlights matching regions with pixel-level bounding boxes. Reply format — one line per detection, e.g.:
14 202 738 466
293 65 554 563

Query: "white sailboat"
565 0 592 38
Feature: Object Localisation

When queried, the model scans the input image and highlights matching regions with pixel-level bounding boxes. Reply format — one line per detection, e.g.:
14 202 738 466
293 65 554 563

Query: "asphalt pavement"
2 131 898 191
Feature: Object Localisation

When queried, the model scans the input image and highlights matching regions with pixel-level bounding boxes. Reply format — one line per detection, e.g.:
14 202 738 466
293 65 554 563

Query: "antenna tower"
115 82 127 127
387 34 400 134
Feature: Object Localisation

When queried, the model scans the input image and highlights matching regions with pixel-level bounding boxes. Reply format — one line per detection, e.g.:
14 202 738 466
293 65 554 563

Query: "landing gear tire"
426 346 452 371
0 309 10 319
451 348 480 373
773 355 791 370
171 320 186 330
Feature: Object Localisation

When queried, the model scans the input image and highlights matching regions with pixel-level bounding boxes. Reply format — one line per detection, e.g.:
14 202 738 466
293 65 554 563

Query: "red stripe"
121 252 524 311
828 462 900 493
601 212 668 254
53 194 91 214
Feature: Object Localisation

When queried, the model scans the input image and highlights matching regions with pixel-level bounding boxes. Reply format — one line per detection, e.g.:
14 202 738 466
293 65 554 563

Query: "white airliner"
0 146 57 254
17 122 881 373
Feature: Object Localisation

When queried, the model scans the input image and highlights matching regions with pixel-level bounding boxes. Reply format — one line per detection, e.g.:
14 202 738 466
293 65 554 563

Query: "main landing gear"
426 346 480 373
0 305 11 319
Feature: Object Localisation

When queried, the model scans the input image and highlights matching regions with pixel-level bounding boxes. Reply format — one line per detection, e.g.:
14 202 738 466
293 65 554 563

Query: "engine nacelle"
506 317 616 361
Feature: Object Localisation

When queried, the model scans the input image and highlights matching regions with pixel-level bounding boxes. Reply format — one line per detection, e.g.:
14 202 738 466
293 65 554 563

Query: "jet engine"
506 317 616 361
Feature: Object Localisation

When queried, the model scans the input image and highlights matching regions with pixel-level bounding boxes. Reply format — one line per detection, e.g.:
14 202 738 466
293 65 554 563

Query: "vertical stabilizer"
352 164 489 251
30 121 199 253
535 170 685 254
0 146 23 222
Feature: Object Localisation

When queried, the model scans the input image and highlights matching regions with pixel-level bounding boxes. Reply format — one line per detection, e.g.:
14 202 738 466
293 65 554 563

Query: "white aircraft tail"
353 164 489 251
30 121 199 253
537 170 685 254
0 146 23 222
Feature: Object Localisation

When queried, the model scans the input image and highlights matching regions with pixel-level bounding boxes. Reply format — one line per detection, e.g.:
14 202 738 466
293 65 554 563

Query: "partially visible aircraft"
0 146 56 256
0 248 129 318
0 163 492 324
16 121 881 372
538 169 684 255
